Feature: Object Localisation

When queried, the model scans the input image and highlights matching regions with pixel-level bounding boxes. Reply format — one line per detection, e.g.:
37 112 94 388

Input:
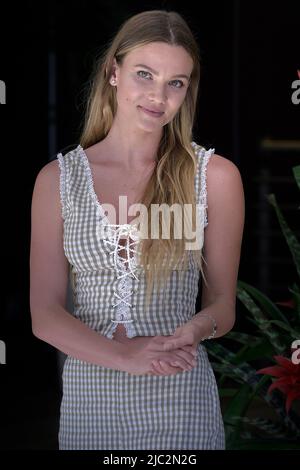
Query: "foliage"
205 164 300 449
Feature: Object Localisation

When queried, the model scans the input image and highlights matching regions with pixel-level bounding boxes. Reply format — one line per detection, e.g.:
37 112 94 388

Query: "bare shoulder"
205 152 245 219
33 158 60 196
35 158 60 182
31 158 63 224
207 152 243 186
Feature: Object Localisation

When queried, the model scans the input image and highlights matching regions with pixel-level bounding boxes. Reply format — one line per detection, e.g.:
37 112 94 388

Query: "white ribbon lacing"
103 223 141 337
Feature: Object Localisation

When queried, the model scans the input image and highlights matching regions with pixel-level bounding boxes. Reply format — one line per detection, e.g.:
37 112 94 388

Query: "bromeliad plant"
205 164 300 450
256 354 300 414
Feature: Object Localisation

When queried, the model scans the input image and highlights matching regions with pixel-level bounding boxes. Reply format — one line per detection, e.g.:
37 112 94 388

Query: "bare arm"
191 154 245 339
29 159 127 371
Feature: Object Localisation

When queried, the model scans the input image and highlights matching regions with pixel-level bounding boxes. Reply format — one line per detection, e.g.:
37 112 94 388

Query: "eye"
137 70 152 79
136 71 185 89
170 80 184 89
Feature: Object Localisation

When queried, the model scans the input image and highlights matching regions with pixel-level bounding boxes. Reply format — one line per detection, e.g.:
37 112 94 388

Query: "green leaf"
267 193 300 280
249 374 272 401
205 342 257 383
233 339 275 363
224 383 253 447
224 330 261 345
292 165 300 191
227 416 291 438
209 362 245 384
266 319 300 337
236 287 286 353
238 280 289 324
288 283 300 322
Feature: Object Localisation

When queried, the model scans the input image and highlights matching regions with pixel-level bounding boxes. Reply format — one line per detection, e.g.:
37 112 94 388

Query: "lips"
139 106 164 116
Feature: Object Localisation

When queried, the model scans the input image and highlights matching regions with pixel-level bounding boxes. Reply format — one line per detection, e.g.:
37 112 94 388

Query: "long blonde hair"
79 10 208 309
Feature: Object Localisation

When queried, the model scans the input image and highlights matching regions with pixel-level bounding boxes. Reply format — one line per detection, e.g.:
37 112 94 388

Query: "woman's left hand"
147 321 204 375
159 321 201 354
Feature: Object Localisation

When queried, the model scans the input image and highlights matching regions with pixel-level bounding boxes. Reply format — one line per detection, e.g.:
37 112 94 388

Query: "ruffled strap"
191 142 215 228
57 152 71 221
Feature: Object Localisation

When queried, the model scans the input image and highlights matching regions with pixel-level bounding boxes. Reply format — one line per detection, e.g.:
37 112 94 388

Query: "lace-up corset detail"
103 223 141 338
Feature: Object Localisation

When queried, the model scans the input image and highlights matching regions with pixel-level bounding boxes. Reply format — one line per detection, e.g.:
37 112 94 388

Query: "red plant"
256 355 300 413
275 298 295 309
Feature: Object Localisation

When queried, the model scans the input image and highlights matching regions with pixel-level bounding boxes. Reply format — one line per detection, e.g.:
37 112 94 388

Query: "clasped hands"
147 321 201 376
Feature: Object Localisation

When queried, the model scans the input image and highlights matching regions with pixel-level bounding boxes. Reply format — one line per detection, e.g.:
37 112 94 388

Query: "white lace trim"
191 142 215 228
201 148 215 227
57 153 68 220
77 145 109 222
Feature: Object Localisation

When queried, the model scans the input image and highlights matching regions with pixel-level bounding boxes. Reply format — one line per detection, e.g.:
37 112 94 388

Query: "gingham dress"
56 141 225 450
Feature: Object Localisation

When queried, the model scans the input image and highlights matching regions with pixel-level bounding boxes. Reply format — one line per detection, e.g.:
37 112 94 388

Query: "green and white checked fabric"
56 141 225 450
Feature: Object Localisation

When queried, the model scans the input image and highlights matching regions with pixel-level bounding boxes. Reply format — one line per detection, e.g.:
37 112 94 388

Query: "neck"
103 116 162 170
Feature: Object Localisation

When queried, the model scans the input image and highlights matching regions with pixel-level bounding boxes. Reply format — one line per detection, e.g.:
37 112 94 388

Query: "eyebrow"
133 64 190 80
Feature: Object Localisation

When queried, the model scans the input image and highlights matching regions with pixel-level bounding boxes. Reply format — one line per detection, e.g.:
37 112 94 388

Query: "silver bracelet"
199 313 217 341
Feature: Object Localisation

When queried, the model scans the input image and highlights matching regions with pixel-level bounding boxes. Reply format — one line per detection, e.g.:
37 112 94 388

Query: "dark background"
0 0 299 450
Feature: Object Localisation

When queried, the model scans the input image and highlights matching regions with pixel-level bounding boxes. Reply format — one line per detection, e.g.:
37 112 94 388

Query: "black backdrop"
0 0 299 451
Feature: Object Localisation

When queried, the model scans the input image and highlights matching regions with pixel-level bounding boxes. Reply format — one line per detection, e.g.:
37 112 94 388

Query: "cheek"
170 93 186 112
118 79 144 104
164 95 186 122
176 91 188 111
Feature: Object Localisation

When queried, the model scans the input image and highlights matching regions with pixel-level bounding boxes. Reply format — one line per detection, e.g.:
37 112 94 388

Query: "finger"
151 360 166 375
157 360 184 376
170 360 191 371
158 360 171 375
169 349 196 370
165 353 192 371
154 360 180 376
181 345 198 356
163 337 191 351
159 360 182 374
172 350 197 368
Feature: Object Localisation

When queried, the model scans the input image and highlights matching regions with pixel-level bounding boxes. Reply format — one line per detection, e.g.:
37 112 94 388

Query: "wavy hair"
78 10 208 309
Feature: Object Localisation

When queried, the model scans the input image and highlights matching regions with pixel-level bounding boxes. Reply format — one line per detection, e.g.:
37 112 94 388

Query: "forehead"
124 42 194 71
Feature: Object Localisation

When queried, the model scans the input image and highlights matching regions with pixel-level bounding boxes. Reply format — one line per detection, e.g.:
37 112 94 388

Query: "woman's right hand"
120 335 198 376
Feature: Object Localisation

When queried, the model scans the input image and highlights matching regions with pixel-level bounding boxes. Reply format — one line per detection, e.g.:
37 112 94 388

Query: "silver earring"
110 78 116 86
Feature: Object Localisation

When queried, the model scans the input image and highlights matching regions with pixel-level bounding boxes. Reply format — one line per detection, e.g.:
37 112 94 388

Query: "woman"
30 10 245 450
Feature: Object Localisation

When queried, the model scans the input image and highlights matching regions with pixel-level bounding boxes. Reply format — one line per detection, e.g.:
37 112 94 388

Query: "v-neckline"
78 144 140 229
78 144 142 272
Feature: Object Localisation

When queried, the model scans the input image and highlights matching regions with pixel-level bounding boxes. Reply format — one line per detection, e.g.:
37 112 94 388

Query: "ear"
110 57 119 81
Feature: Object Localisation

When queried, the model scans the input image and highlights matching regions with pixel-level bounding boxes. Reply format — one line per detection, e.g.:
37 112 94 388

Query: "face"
111 42 194 132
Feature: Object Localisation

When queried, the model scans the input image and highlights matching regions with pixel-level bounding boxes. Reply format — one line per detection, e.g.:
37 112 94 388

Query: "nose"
148 83 168 105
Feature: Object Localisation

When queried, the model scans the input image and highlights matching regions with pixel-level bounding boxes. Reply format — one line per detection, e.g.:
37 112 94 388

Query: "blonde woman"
30 10 245 450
